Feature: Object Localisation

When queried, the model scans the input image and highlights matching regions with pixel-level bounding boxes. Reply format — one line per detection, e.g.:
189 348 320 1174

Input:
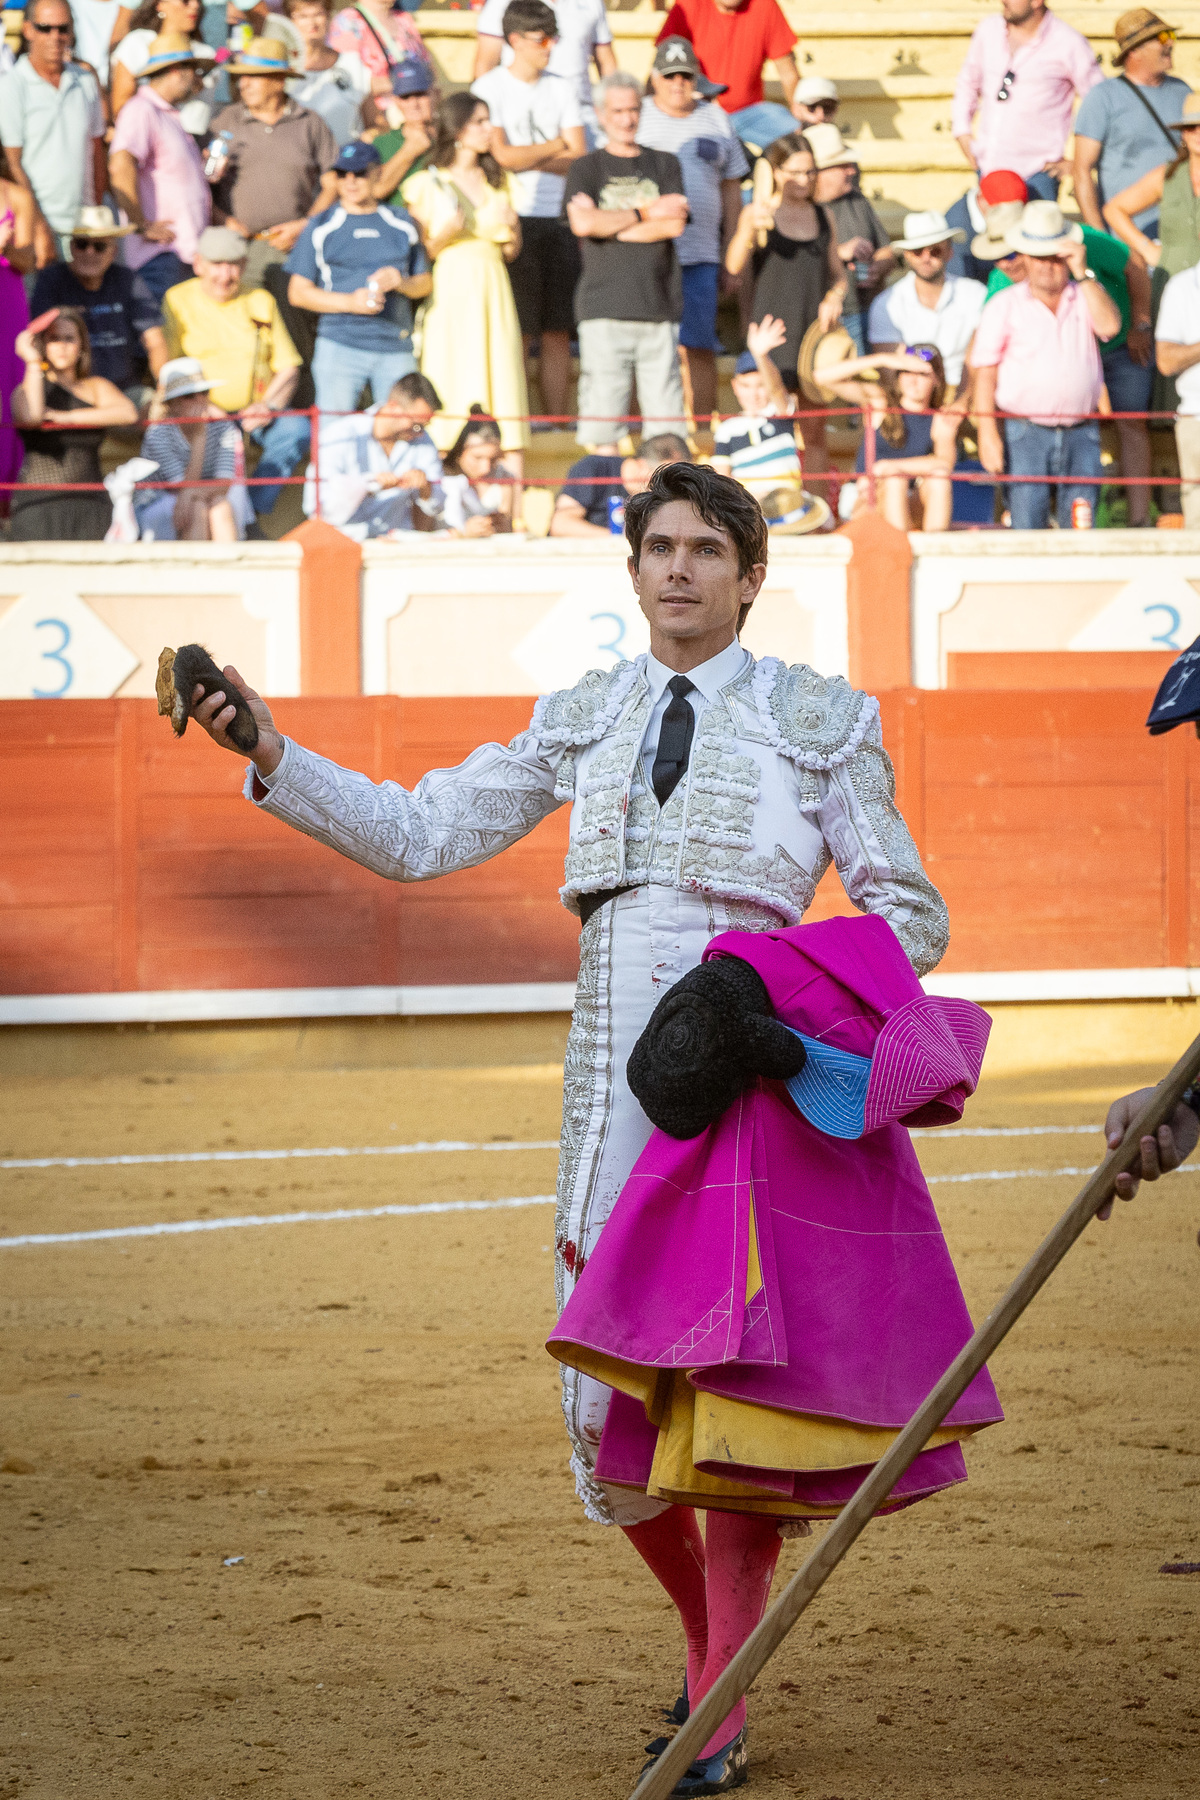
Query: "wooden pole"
629 1036 1200 1800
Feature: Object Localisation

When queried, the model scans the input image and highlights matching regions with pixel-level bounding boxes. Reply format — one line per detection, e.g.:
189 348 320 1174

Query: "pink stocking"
691 1511 782 1757
622 1507 709 1705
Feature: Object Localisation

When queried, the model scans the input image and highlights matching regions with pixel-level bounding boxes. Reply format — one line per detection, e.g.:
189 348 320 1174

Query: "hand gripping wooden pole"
629 1034 1200 1800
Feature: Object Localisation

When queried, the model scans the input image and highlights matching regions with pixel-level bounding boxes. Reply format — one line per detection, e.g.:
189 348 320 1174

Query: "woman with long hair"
10 307 137 539
400 92 530 467
440 405 514 536
817 343 961 532
0 149 35 496
110 0 216 132
725 131 847 478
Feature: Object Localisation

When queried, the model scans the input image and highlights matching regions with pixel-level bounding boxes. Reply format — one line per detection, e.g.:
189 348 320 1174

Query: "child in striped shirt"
711 313 803 497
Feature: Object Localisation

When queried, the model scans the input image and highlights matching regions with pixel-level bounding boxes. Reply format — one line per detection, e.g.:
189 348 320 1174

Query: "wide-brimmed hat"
70 204 132 240
140 30 207 76
890 209 965 251
802 122 857 170
1113 7 1176 62
1164 89 1200 128
226 35 290 76
159 357 212 402
652 34 726 99
796 321 878 405
759 483 832 536
971 199 1026 260
1004 198 1084 257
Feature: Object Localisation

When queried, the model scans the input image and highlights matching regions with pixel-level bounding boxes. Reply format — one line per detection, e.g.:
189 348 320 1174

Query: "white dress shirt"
640 638 750 764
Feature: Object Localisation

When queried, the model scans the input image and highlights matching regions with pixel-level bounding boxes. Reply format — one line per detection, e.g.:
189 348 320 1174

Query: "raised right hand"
190 663 284 776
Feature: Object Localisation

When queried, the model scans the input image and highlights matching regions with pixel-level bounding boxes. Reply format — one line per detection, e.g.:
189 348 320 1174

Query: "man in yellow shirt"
162 225 307 521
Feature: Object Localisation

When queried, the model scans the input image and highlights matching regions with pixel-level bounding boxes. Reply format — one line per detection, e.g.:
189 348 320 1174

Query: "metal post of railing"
863 402 876 512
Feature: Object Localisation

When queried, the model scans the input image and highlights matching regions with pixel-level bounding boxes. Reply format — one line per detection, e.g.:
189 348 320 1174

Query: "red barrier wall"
1 688 1195 996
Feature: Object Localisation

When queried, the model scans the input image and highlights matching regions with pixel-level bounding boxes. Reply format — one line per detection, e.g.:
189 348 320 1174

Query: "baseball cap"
652 33 727 98
390 63 432 97
979 169 1028 205
334 140 382 174
793 76 838 105
195 225 250 263
734 351 758 375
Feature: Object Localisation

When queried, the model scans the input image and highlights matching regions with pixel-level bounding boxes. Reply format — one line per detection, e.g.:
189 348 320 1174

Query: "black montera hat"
1147 634 1200 734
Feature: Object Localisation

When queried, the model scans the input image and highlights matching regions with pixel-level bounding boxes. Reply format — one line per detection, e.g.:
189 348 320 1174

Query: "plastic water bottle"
203 129 232 182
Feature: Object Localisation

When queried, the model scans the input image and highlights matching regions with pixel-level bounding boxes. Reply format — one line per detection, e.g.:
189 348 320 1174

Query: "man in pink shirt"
108 34 212 306
953 0 1102 200
972 200 1121 528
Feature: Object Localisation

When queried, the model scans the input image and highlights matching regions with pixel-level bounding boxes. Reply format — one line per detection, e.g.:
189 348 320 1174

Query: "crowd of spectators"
1 0 1200 539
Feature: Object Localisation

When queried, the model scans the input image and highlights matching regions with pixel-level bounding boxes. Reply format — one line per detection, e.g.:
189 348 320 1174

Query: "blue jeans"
728 101 797 155
1023 169 1061 203
1003 417 1101 528
134 250 193 305
311 337 419 416
843 310 868 355
248 410 311 516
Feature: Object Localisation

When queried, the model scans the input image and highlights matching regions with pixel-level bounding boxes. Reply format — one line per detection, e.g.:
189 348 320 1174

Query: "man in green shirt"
978 200 1154 523
371 68 435 208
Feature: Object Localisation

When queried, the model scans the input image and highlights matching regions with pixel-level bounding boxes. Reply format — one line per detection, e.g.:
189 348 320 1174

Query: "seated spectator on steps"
711 315 803 495
136 355 252 540
819 344 962 533
163 225 307 520
30 206 168 409
9 308 137 541
371 67 437 204
440 405 515 536
806 125 893 357
972 200 1121 529
549 431 692 537
286 139 431 415
304 369 445 538
108 35 214 306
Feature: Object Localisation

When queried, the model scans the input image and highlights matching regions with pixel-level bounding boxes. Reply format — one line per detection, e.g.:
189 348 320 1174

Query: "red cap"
979 170 1028 205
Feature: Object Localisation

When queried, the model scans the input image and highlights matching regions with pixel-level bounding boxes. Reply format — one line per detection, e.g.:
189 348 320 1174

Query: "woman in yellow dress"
401 93 531 471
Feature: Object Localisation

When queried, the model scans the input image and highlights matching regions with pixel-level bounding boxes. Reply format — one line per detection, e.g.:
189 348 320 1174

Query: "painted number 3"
32 617 73 697
590 611 627 665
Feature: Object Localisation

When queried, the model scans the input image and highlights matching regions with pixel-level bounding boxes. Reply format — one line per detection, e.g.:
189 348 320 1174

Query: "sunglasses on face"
661 70 695 80
1156 28 1177 43
71 237 108 251
996 67 1016 102
32 20 73 32
517 31 556 45
902 345 937 364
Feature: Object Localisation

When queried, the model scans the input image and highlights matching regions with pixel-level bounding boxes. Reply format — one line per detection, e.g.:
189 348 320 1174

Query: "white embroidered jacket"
250 653 950 977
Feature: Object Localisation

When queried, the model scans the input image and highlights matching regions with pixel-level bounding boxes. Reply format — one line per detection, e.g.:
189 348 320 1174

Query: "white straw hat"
891 209 966 251
1004 199 1084 257
159 357 213 401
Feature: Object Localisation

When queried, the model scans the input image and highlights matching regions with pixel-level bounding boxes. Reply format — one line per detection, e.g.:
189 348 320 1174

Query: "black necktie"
652 675 696 807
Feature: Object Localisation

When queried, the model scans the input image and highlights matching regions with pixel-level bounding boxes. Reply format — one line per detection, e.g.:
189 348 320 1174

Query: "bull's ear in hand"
159 644 260 753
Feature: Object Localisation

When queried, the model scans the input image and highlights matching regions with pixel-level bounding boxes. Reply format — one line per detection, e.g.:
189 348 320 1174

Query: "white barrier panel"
360 535 852 696
908 529 1200 688
0 542 303 701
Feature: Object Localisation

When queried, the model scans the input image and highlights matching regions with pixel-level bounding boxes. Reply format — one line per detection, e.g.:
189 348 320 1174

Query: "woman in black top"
10 308 136 540
726 132 846 480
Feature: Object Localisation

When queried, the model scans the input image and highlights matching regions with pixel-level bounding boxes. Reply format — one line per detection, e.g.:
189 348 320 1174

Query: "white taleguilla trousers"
554 884 780 1525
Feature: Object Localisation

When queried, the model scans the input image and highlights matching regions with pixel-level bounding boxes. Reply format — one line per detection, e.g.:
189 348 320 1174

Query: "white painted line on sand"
4 1164 1197 1251
2 1126 1106 1173
1 1140 560 1172
0 1194 558 1249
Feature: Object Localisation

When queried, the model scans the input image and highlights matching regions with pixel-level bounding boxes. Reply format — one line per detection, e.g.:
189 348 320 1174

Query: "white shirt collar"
644 639 749 706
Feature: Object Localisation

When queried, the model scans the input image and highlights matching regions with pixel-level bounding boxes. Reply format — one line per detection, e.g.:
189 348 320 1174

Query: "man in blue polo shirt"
285 139 433 414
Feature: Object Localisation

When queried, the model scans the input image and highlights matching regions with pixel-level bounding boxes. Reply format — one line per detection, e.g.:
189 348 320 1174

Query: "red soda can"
1071 497 1092 529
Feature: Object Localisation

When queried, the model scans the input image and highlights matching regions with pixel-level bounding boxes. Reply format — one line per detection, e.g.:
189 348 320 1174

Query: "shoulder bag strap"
1117 74 1182 157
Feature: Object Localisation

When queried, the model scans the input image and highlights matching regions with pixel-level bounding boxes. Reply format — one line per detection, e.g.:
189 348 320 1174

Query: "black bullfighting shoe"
661 1676 689 1724
671 1726 749 1795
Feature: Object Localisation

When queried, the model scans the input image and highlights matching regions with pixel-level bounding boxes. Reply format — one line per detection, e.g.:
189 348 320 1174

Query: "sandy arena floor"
1 1043 1197 1800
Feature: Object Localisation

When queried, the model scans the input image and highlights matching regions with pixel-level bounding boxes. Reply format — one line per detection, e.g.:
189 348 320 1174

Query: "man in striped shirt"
285 138 432 415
